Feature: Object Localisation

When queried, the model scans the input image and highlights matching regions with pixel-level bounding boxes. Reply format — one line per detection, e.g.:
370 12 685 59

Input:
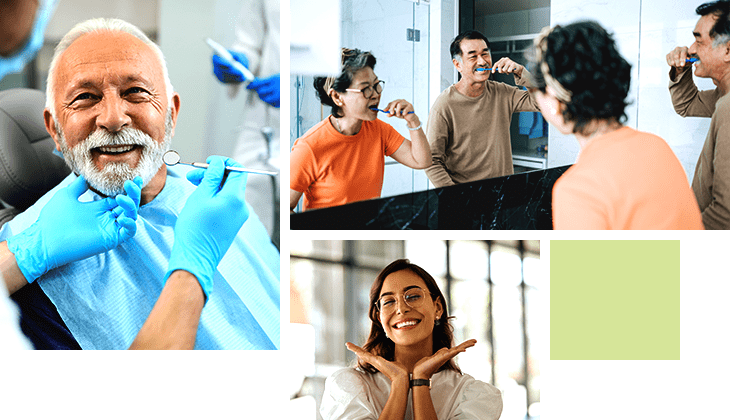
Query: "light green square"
550 240 680 360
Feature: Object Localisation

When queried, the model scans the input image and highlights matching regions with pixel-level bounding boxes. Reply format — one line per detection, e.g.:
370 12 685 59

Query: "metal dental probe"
163 150 278 176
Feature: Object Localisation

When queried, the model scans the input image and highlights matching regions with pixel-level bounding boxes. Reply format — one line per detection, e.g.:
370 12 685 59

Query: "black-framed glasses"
346 80 385 98
376 286 431 316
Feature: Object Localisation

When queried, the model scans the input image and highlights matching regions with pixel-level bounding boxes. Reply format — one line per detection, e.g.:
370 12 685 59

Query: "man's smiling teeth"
98 145 135 153
394 320 420 329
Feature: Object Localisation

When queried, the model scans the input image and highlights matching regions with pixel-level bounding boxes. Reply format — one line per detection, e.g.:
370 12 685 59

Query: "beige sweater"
669 68 730 229
425 72 539 187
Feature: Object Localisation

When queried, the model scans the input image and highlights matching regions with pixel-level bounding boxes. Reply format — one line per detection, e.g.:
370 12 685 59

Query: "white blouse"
320 368 503 420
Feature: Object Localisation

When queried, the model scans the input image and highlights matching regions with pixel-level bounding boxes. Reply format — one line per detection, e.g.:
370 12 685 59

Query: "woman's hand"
382 99 414 118
382 99 421 125
346 342 410 384
412 339 477 380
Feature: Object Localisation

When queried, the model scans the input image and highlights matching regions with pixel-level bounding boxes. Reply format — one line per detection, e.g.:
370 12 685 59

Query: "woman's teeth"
394 320 420 329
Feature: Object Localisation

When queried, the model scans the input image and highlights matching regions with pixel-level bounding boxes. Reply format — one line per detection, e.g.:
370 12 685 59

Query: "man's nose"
96 96 131 133
688 42 697 55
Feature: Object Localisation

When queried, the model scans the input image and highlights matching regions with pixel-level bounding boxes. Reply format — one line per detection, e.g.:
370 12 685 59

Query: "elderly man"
667 0 730 229
0 18 279 349
425 30 539 188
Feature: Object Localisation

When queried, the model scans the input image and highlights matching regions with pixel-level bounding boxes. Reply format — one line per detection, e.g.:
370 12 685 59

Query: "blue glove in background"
212 50 250 84
247 74 280 108
165 156 249 301
7 176 142 282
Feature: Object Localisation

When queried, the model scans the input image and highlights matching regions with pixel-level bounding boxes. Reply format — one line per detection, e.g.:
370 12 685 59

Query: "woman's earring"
434 319 441 326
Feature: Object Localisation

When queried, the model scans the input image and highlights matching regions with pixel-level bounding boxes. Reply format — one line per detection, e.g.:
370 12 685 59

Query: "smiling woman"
289 48 431 213
319 259 503 420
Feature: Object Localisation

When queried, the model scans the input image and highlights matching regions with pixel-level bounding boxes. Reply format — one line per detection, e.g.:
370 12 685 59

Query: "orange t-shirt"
552 126 703 229
290 118 405 210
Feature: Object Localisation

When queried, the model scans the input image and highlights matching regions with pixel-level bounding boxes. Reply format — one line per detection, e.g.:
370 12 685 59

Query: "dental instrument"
163 150 277 176
686 57 699 63
475 67 493 72
370 107 414 114
205 38 255 82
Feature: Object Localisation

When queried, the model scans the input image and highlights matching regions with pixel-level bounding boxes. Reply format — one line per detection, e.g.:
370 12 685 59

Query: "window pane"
291 261 345 366
492 283 527 418
523 257 541 289
291 239 343 260
451 278 493 384
525 287 542 409
491 250 522 287
405 240 446 277
450 241 488 281
355 241 404 268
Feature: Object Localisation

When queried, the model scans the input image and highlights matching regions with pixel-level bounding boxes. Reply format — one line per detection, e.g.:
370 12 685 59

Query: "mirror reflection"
291 0 718 231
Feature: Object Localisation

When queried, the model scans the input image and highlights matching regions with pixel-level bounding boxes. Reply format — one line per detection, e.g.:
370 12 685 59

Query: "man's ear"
169 93 181 137
453 57 462 73
43 108 61 152
723 41 730 63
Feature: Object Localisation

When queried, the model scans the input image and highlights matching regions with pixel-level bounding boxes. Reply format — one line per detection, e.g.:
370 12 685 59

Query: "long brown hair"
357 259 461 374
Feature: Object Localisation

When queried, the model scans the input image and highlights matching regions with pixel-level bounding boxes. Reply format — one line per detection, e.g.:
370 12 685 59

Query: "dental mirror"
163 150 278 176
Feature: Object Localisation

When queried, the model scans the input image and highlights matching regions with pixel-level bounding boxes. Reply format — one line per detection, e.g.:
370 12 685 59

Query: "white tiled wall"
549 0 715 182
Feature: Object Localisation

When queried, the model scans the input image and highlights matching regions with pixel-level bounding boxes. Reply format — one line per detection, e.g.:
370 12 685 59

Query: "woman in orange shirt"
527 21 703 229
290 49 431 211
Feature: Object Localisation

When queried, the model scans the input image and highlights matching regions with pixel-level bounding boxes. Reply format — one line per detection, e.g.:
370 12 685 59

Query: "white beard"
57 110 173 196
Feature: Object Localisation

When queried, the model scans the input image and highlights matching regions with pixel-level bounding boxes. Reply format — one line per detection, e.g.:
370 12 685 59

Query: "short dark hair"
450 30 490 60
528 21 632 136
697 0 730 44
313 48 376 118
357 259 460 375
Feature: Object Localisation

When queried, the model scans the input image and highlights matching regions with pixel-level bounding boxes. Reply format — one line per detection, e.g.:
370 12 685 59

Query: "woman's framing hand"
412 339 477 380
346 342 410 384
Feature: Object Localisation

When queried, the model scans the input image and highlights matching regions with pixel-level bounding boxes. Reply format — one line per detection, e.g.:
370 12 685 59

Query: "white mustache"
81 127 155 151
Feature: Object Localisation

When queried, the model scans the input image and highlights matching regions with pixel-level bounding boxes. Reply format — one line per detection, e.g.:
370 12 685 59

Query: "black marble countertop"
291 165 571 230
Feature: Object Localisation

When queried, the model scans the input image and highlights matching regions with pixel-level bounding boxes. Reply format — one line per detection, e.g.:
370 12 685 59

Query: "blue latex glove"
7 176 142 282
212 50 250 84
165 156 249 301
247 74 280 108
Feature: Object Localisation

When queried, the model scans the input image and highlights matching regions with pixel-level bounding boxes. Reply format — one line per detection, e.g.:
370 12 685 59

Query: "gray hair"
45 18 174 115
713 33 730 47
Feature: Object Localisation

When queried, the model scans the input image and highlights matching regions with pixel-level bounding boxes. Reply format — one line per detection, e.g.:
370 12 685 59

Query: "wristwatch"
410 378 431 389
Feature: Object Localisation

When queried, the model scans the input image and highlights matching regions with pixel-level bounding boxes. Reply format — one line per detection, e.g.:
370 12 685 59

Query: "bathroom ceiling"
475 0 550 16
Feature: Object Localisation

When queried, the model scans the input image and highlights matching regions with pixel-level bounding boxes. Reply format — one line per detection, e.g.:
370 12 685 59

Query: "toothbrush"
475 67 494 72
686 57 699 63
370 107 414 114
205 38 255 82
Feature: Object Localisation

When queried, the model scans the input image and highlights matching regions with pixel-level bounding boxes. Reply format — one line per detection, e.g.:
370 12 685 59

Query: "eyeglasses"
346 80 385 98
376 287 431 315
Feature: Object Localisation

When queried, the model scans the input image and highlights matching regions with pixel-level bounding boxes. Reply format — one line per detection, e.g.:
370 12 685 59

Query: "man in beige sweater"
667 0 730 229
425 30 539 188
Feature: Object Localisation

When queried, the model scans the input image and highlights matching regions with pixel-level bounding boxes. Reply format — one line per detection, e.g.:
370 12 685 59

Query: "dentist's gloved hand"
247 73 280 108
7 175 142 282
212 50 250 83
165 156 249 301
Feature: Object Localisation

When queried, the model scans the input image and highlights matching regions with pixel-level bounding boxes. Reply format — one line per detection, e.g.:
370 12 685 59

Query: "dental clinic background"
290 240 542 420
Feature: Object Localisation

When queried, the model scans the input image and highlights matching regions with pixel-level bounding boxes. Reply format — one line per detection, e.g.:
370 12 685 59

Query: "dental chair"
0 88 70 228
0 88 77 349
